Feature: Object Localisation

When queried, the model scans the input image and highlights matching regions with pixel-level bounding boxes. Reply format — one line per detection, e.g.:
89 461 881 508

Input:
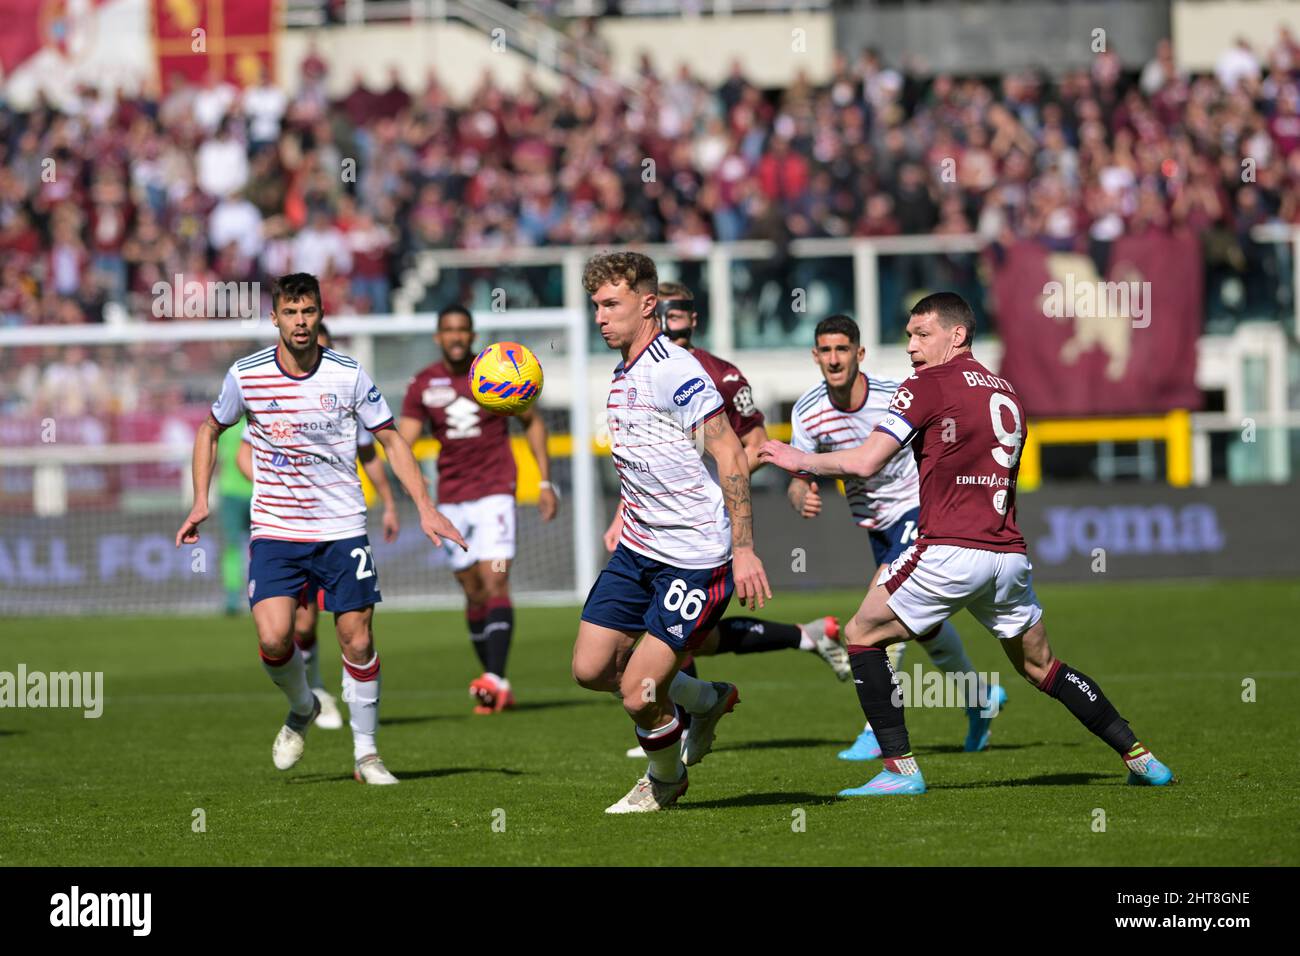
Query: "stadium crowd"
1 28 1299 413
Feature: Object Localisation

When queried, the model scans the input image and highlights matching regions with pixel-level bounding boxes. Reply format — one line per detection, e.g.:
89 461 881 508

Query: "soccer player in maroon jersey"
398 305 558 714
760 292 1175 794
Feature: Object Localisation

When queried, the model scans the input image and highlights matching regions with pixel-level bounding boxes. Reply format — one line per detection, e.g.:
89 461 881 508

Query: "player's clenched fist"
419 504 468 551
732 547 771 611
758 439 806 474
175 505 210 547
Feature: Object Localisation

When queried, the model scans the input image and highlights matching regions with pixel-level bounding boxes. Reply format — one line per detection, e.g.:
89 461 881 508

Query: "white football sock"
637 716 684 782
262 647 315 715
341 653 381 761
669 671 718 714
918 621 981 706
798 626 815 651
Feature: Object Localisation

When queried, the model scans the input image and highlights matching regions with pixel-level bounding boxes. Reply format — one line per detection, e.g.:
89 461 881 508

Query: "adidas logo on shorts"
667 624 684 639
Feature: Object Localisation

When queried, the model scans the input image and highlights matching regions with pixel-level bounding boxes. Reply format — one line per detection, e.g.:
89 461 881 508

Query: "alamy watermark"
0 664 103 718
1042 276 1151 329
152 275 261 320
889 665 1002 715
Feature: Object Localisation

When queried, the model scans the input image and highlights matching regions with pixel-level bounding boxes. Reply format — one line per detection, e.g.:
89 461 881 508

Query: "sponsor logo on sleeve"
673 378 706 406
366 386 381 403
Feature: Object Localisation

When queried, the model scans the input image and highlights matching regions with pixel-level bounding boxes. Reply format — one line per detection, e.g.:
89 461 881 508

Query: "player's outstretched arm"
175 415 224 547
701 414 772 610
787 475 821 519
740 423 768 474
374 427 467 551
759 430 900 481
520 408 559 522
358 442 400 543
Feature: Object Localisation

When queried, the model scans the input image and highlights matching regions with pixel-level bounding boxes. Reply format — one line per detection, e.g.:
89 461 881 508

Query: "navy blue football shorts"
248 534 381 613
581 543 733 652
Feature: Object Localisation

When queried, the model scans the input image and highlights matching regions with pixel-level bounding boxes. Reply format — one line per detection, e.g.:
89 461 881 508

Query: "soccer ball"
469 341 544 414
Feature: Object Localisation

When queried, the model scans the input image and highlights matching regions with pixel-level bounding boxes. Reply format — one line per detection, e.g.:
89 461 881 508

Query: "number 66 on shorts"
580 543 734 652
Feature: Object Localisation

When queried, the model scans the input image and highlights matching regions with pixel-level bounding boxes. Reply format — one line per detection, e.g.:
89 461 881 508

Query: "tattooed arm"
700 412 771 609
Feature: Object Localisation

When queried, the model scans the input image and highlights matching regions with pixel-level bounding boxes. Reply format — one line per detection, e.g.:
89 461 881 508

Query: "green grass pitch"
3 579 1297 866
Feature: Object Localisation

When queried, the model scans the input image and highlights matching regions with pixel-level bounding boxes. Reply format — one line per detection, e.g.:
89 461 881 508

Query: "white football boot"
805 616 850 681
681 682 740 766
312 687 344 730
354 753 400 785
604 771 689 813
271 695 321 770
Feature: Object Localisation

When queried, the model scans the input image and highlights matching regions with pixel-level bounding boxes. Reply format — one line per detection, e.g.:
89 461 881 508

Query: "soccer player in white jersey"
788 315 1007 760
175 273 466 784
235 322 400 730
572 252 771 813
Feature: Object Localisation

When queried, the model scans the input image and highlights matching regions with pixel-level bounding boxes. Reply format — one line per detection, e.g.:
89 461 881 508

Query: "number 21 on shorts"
351 545 375 580
663 578 707 620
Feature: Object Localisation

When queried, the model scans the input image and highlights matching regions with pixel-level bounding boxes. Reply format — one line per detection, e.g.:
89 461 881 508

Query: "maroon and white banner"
991 235 1204 417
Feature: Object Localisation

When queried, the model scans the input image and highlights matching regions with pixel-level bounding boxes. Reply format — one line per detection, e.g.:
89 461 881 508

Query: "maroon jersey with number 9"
874 352 1026 553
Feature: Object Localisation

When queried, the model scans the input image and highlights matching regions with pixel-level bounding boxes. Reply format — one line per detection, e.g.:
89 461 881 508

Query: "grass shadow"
718 737 846 753
380 714 467 727
679 790 838 810
287 766 526 785
921 741 1081 755
930 771 1112 791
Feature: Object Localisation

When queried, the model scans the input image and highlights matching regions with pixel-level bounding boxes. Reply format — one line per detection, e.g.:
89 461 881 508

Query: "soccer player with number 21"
175 273 467 786
760 292 1175 796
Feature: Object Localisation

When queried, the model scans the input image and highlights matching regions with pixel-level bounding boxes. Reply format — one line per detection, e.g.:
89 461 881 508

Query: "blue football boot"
964 683 1009 752
839 769 927 797
838 726 882 761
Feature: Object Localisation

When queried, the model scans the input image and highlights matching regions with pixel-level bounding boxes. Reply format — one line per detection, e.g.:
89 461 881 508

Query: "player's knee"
620 689 659 723
572 658 611 692
845 614 889 649
257 630 294 659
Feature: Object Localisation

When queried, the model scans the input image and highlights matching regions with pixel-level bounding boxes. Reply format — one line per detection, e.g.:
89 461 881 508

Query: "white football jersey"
790 372 920 531
211 345 395 542
607 333 732 569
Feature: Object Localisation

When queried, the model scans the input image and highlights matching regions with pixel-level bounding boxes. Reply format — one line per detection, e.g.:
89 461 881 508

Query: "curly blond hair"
582 251 658 295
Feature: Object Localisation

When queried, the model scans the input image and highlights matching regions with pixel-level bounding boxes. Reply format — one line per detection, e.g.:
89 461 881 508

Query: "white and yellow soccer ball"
469 341 544 414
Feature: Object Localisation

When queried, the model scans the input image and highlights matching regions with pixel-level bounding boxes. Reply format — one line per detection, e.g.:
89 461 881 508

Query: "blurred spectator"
196 119 250 198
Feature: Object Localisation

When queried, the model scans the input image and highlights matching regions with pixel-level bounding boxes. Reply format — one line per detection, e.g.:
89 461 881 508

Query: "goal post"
0 309 599 615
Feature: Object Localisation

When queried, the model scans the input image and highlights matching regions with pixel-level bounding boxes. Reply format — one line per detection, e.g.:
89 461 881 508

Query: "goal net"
0 310 600 616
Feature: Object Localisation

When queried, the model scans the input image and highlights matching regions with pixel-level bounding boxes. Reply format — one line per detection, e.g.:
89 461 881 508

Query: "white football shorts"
437 493 517 572
880 543 1043 641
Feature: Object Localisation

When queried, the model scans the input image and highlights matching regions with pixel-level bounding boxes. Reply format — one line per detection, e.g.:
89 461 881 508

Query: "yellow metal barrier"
1017 409 1192 490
